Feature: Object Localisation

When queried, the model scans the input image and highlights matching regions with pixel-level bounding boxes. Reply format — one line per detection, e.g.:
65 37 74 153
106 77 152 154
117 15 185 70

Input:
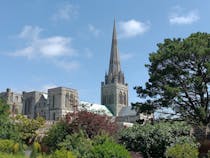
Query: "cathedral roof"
118 106 137 116
79 101 113 116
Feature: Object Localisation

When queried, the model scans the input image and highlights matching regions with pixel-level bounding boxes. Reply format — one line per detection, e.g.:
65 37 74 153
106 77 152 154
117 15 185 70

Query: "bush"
67 111 118 138
0 139 15 153
43 121 68 151
119 121 196 158
52 148 76 158
0 152 24 158
90 135 131 158
58 131 92 158
166 143 199 158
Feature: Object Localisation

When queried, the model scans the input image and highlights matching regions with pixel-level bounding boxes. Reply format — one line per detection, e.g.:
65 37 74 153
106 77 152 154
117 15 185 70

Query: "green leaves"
119 121 196 158
133 32 210 126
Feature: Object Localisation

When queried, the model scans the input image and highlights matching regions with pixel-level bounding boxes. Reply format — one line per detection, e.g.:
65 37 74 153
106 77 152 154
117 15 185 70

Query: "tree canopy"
133 32 210 126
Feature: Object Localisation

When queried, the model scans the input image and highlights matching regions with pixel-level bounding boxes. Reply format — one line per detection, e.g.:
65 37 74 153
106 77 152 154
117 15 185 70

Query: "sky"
0 0 210 104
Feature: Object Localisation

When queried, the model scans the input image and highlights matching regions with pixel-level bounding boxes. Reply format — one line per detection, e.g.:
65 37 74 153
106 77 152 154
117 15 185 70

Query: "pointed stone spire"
108 19 121 75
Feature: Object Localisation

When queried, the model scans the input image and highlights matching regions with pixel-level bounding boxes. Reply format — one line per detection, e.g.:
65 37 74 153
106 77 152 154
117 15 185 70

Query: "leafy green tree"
90 135 131 158
0 99 19 140
133 32 210 126
119 121 196 158
58 132 93 158
15 115 45 144
43 121 69 151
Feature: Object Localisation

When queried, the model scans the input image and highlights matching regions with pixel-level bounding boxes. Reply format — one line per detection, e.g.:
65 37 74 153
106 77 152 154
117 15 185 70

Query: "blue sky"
0 0 210 104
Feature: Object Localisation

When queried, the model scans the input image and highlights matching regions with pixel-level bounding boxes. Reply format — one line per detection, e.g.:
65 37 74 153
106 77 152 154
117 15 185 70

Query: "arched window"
123 93 127 105
65 93 70 107
119 92 123 104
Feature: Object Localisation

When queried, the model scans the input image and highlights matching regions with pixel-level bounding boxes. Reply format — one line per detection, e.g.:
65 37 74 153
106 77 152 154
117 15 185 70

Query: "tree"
0 99 19 140
43 121 69 151
119 121 197 158
133 32 210 126
166 143 199 158
15 115 45 144
67 111 118 138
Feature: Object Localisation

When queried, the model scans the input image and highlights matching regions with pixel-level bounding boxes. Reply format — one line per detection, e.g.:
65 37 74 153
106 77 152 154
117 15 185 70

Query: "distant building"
22 91 48 119
0 88 22 115
101 20 128 116
48 87 79 120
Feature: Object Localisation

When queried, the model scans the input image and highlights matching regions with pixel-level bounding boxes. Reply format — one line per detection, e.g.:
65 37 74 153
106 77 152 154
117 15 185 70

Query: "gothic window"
53 112 56 120
52 95 55 108
119 92 123 104
123 93 127 105
70 94 74 107
65 93 70 107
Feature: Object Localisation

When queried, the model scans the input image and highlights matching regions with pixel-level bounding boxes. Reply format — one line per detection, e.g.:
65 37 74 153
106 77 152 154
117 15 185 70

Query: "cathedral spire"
108 19 121 75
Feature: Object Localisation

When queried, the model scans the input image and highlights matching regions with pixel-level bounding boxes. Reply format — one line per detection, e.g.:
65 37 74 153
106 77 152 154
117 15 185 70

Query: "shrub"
58 132 92 158
166 143 199 158
119 121 196 158
90 136 131 158
52 148 76 158
43 121 68 151
67 111 118 138
0 152 24 158
0 139 15 153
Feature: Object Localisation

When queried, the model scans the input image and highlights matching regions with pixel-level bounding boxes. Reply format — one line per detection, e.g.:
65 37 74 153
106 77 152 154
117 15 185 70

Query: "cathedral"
101 20 128 116
0 20 143 123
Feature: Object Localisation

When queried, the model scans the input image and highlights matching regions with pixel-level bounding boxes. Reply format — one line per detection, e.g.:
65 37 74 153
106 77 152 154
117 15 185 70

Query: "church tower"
101 20 128 116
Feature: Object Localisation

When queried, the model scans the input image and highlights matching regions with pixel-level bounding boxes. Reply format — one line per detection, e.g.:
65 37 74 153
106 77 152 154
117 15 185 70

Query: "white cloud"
53 60 80 71
119 19 149 38
12 25 77 59
88 24 100 37
120 52 134 61
169 7 199 25
52 4 78 21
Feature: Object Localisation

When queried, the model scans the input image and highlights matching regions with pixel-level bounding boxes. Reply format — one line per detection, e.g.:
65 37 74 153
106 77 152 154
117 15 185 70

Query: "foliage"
133 32 210 126
14 115 45 144
30 141 42 158
43 121 69 151
90 135 131 158
52 148 77 158
0 152 24 158
0 99 19 140
0 139 15 153
0 139 22 154
166 143 199 158
67 111 118 138
58 131 92 158
119 121 196 158
44 111 118 152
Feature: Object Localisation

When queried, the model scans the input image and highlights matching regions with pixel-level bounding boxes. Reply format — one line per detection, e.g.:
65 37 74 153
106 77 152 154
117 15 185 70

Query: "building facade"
101 21 128 116
48 87 79 120
22 91 50 119
0 88 23 115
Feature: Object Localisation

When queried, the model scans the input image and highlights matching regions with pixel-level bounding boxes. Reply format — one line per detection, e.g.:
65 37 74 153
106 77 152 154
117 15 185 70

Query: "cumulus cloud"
52 4 78 21
118 19 149 38
12 25 76 59
169 7 199 25
53 59 80 71
9 25 80 71
88 24 100 37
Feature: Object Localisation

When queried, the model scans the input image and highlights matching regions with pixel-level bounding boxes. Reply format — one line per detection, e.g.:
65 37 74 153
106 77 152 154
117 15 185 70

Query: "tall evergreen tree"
133 32 210 126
